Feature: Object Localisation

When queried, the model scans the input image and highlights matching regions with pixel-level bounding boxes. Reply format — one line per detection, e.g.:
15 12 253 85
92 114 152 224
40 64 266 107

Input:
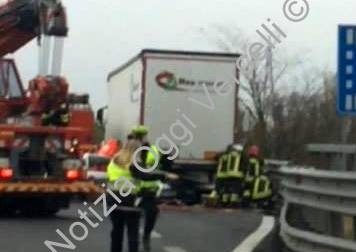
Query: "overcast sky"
11 0 356 110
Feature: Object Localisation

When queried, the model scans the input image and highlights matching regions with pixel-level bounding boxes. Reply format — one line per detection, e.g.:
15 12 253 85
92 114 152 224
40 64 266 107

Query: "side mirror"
96 106 107 126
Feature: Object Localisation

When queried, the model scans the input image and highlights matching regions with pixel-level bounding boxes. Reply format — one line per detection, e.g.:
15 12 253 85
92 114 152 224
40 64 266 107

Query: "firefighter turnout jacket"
217 151 244 179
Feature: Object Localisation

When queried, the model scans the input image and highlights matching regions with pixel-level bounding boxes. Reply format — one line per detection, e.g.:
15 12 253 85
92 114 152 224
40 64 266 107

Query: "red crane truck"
0 0 101 215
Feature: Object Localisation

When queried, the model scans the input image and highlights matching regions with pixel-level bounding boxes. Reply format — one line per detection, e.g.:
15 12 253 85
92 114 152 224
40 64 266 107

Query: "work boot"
222 194 229 206
230 193 239 203
143 237 151 252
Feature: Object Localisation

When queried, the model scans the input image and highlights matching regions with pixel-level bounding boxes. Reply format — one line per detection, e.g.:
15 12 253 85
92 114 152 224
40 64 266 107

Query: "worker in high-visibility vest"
243 145 262 204
107 141 142 252
131 125 178 252
245 145 264 182
107 139 174 252
243 145 272 208
215 144 246 207
244 145 263 201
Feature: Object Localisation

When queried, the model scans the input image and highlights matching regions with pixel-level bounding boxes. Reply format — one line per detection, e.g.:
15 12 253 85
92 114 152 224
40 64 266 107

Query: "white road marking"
164 246 188 252
232 216 275 252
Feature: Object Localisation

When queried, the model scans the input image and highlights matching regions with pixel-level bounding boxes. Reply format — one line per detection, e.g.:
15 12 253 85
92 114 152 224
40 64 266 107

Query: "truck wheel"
20 207 38 217
181 190 200 205
0 207 14 217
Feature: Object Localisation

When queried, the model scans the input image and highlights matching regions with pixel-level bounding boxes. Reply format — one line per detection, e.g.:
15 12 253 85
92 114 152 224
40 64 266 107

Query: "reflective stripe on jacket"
217 151 243 179
252 175 272 200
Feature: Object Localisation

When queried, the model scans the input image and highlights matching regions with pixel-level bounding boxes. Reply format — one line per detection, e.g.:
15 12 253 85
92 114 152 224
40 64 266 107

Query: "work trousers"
139 193 159 241
110 208 141 252
216 177 244 204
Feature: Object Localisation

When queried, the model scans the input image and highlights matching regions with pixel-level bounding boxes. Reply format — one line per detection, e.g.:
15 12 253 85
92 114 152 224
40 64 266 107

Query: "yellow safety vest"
146 145 160 167
106 160 138 193
217 151 243 179
252 175 272 200
139 145 161 192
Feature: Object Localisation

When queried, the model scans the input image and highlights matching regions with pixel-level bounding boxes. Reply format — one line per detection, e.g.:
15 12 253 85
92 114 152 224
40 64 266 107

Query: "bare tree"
204 26 291 152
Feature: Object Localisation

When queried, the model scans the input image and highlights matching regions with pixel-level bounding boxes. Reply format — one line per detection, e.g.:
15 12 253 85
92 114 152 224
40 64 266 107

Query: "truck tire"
181 189 200 205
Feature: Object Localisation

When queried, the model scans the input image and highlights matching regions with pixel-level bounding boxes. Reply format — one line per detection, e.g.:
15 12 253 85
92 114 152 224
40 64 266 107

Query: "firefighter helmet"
248 145 260 157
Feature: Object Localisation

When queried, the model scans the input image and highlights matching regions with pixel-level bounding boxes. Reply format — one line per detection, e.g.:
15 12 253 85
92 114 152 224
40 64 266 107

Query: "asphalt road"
0 202 263 252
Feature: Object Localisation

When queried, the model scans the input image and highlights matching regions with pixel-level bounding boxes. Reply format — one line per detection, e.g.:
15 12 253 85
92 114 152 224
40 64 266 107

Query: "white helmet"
232 144 244 152
229 144 243 152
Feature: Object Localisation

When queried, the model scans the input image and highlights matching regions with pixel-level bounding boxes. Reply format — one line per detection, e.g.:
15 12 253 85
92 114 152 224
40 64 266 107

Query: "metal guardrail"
277 166 356 252
307 144 356 154
265 159 291 166
280 203 356 252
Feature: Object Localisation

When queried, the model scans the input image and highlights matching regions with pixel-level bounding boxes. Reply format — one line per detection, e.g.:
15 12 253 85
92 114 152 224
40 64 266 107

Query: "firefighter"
243 145 262 205
130 125 178 252
244 145 264 191
244 145 272 208
246 145 264 179
215 144 246 207
41 102 70 126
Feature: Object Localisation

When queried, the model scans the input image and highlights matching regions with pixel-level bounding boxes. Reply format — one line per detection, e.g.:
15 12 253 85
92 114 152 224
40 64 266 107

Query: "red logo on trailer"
156 71 183 91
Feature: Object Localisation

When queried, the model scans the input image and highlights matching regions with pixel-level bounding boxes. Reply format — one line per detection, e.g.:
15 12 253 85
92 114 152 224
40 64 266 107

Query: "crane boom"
0 0 68 118
0 0 67 57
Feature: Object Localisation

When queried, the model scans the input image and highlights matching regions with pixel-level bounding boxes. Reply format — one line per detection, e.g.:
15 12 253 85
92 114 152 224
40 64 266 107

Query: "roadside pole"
336 24 356 238
341 117 352 170
234 59 240 143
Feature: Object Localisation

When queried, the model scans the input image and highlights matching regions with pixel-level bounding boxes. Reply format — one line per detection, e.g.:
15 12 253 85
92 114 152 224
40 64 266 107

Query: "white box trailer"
106 49 239 167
